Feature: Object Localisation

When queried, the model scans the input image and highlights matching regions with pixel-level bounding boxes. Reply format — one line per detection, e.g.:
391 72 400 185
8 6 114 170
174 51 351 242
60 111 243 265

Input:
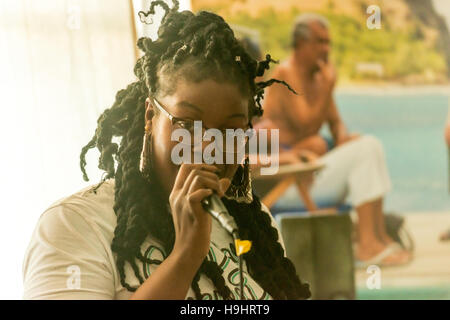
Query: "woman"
22 0 310 300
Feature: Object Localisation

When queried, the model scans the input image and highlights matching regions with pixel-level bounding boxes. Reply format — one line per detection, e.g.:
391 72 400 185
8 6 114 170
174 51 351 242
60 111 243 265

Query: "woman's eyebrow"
175 101 246 120
176 101 203 113
227 113 247 119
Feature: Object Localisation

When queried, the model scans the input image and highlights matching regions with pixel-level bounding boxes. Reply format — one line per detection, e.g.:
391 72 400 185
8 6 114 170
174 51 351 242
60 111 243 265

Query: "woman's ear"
145 97 154 131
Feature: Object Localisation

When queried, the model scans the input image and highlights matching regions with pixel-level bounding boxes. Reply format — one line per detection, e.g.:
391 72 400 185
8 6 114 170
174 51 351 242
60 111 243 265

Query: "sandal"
354 243 410 269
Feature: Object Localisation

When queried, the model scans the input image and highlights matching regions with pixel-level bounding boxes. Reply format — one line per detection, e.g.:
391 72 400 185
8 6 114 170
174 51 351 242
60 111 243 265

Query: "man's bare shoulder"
269 60 291 79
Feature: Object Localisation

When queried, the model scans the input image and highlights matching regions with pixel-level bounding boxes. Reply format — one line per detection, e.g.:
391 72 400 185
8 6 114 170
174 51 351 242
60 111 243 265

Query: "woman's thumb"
219 178 232 195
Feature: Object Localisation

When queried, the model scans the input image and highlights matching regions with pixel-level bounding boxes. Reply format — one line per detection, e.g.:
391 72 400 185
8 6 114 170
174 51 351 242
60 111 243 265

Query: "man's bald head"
291 13 331 71
292 13 330 48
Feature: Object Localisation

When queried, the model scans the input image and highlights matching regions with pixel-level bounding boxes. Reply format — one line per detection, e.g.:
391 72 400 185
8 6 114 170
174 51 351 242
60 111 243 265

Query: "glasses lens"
172 124 253 154
172 120 197 146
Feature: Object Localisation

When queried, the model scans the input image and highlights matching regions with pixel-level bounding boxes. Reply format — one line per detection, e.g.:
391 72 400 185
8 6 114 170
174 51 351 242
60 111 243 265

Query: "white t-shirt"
22 179 285 300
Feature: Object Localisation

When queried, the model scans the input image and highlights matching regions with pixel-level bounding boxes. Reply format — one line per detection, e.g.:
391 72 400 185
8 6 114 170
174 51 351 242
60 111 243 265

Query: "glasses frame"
152 97 185 126
150 97 254 154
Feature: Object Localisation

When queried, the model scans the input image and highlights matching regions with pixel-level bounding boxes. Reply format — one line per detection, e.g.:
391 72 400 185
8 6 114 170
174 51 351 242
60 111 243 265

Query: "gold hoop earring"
225 157 253 204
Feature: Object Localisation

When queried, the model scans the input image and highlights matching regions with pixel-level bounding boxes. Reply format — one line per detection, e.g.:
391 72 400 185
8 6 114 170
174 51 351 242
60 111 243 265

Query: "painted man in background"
259 14 410 265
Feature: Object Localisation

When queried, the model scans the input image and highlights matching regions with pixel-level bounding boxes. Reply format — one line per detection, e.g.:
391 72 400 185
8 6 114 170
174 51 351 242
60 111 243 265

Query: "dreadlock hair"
79 0 310 300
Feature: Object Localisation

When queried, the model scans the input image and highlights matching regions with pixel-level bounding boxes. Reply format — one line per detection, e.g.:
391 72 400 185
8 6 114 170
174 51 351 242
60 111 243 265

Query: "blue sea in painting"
334 91 449 213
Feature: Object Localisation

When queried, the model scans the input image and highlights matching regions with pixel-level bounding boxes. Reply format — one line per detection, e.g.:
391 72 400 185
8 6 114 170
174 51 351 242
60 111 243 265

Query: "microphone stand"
202 195 246 300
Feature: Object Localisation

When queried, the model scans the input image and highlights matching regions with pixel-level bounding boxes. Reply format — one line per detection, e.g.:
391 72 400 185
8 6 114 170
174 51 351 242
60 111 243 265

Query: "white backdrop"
0 0 133 300
0 0 191 300
133 0 191 40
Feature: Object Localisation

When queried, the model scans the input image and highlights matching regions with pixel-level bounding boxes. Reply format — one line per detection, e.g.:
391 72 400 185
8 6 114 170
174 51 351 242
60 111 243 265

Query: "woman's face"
145 77 250 196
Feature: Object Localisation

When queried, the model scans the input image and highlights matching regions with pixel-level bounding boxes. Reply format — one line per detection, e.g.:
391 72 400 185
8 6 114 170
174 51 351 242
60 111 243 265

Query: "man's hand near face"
316 59 336 93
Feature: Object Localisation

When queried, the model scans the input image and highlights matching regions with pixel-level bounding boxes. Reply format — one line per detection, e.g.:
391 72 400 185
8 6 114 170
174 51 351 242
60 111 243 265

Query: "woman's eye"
175 120 195 132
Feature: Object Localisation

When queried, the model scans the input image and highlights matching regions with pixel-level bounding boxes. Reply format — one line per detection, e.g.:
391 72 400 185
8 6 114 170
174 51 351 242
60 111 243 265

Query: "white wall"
1 0 193 301
0 0 137 299
433 0 450 29
132 0 192 40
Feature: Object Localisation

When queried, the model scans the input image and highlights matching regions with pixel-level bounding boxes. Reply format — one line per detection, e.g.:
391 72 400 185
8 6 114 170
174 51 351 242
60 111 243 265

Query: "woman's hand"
130 164 230 300
169 163 231 265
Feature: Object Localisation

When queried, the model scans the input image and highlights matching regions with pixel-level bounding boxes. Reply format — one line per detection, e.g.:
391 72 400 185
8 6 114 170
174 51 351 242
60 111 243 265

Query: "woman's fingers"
173 163 219 191
187 188 213 205
181 169 219 194
187 189 213 229
187 174 223 197
219 178 231 194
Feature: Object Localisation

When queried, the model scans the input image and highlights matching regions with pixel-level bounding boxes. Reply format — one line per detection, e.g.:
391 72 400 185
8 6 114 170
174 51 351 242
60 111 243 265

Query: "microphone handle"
201 194 238 237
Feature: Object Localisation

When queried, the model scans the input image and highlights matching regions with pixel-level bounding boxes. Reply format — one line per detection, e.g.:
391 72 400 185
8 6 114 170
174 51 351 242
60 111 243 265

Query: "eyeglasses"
151 97 254 155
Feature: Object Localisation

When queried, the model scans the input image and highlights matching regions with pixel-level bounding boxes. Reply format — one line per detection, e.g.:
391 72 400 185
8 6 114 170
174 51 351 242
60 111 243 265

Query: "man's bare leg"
373 198 412 261
356 200 408 264
372 198 394 245
356 201 386 260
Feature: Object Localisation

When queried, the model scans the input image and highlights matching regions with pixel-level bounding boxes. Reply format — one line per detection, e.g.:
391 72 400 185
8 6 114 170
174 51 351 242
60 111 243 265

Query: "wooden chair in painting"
252 161 356 299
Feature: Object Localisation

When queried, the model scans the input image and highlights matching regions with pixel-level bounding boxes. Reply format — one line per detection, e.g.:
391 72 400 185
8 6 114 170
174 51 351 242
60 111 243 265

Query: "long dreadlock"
80 0 310 300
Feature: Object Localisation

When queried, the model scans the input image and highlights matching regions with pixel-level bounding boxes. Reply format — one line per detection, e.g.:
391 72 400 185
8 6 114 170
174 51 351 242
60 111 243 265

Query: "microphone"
202 193 249 301
201 194 238 238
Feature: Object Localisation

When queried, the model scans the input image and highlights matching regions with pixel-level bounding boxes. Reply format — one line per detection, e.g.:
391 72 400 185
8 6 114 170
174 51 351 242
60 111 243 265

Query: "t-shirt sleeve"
22 204 116 299
260 202 287 255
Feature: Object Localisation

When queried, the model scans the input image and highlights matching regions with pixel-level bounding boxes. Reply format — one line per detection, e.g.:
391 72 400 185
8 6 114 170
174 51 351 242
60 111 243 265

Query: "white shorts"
272 135 392 210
